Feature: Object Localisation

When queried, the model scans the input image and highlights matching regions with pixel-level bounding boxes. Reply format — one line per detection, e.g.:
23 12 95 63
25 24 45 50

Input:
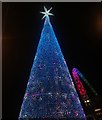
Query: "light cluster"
76 68 98 96
19 16 86 119
72 68 87 97
72 68 98 98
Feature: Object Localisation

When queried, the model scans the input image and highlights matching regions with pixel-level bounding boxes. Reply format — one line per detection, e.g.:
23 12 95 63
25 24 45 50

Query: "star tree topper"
40 6 54 19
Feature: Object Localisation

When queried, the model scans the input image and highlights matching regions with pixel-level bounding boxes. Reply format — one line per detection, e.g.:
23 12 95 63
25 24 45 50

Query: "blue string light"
19 13 86 119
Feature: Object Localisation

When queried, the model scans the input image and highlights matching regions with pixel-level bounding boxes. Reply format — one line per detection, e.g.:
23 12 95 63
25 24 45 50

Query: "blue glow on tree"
19 7 86 119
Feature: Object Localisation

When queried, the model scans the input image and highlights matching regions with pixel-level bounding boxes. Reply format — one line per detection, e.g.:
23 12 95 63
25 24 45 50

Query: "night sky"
3 2 101 119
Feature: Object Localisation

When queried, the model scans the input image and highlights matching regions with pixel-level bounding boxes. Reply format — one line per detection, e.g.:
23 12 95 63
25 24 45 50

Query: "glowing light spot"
40 6 54 19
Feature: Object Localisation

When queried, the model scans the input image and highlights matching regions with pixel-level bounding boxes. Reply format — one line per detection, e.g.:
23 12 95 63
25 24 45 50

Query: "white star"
40 6 54 19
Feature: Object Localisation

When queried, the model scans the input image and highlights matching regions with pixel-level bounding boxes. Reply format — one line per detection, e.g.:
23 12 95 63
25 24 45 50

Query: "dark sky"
3 2 101 119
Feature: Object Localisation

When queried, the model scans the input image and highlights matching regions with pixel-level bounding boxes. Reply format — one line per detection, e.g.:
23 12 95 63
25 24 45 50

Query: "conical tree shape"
19 16 86 119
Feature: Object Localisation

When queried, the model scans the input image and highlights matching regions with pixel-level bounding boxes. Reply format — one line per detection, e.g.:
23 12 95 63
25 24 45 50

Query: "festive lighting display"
72 68 90 107
72 68 98 97
77 69 98 96
19 8 86 119
72 68 87 97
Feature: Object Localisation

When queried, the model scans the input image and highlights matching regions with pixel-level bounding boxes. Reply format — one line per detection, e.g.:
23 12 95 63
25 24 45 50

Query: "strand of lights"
72 68 98 96
72 68 88 99
72 68 91 107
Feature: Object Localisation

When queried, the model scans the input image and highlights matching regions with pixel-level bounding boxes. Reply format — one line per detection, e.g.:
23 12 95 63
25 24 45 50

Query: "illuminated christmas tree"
19 7 86 119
